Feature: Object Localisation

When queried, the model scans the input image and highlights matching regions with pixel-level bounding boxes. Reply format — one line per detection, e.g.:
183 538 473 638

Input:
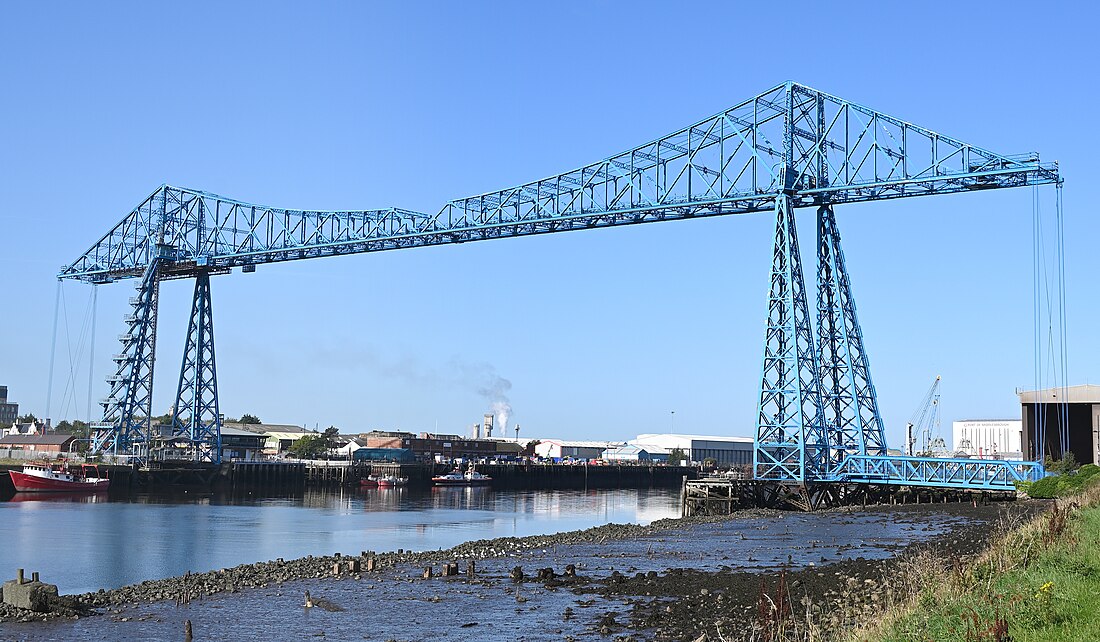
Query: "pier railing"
828 455 1045 491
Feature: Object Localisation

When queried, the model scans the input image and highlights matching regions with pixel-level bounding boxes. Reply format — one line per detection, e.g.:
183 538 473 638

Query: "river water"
0 486 681 595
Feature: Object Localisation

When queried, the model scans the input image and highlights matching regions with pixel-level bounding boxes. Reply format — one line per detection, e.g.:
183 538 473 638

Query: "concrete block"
3 570 58 612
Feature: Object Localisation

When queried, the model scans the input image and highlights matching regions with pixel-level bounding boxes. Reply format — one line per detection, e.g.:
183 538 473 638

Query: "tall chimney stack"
483 414 494 439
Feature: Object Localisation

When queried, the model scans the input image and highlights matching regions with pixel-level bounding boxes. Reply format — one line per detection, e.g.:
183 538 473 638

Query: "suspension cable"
1057 184 1069 457
87 285 98 423
1031 186 1044 461
45 279 61 427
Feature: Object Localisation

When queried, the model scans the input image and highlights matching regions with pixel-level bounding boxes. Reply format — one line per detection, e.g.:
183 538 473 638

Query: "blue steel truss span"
60 82 1060 486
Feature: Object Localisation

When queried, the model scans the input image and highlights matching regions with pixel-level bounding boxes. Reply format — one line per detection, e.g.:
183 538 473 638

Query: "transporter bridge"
60 82 1060 489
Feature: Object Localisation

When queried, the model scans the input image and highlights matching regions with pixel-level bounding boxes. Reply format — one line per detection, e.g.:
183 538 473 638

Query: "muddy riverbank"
1 500 1048 641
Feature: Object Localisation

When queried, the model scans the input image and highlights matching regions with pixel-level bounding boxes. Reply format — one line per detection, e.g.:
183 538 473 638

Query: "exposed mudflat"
1 500 1047 641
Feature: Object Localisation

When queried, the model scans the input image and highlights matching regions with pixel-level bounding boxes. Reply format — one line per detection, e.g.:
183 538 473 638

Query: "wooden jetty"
682 476 1018 514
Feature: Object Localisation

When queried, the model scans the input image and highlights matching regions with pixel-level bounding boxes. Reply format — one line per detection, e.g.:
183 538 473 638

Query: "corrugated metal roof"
220 425 268 437
1017 384 1100 404
543 439 625 448
0 434 75 446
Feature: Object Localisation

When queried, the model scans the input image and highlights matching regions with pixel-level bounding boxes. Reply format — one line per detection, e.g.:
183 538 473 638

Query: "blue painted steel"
56 81 1062 485
59 83 1059 285
170 272 222 463
90 258 160 460
816 204 888 464
830 455 1045 490
754 195 827 481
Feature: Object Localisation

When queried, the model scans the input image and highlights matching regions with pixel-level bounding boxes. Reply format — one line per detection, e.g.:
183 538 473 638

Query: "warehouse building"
360 430 514 461
534 439 623 461
1019 385 1100 465
952 420 1024 460
227 422 316 455
631 433 754 467
601 444 669 463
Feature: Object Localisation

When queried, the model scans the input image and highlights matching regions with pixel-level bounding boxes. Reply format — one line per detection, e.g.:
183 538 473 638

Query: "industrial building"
359 430 519 461
219 426 268 461
631 433 754 467
1019 385 1100 465
602 444 669 463
0 386 18 428
952 420 1024 460
0 434 76 455
534 439 623 461
228 422 317 456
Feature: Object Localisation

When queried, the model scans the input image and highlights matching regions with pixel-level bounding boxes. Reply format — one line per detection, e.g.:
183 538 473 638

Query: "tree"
238 414 262 425
322 426 340 447
668 447 688 466
523 439 542 457
17 413 38 425
287 435 327 460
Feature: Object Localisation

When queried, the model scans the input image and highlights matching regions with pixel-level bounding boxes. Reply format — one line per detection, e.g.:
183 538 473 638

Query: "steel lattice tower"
754 195 828 481
170 272 222 462
815 204 888 465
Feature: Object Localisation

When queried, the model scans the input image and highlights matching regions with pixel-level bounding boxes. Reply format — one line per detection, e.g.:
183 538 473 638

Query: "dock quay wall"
2 461 697 493
366 463 698 489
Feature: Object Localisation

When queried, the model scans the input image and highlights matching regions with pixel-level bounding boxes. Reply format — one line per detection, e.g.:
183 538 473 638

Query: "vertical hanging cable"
1056 184 1069 459
87 285 98 422
45 279 61 427
1031 186 1044 462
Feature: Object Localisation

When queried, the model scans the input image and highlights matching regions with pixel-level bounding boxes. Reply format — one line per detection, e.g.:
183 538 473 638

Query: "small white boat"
377 476 408 487
432 465 492 486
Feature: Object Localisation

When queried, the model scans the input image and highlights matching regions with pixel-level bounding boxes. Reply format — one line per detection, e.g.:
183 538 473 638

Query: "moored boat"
377 476 408 487
359 475 381 487
432 465 492 486
8 462 110 493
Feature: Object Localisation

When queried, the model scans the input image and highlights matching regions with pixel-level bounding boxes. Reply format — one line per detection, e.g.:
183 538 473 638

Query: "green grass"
872 481 1100 642
1018 463 1100 499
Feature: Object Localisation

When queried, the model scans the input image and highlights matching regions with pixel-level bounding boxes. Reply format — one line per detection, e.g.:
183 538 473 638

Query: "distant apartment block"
0 386 18 427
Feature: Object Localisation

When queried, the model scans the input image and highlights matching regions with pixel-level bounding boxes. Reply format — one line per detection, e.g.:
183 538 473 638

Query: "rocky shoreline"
0 511 752 624
0 500 1049 641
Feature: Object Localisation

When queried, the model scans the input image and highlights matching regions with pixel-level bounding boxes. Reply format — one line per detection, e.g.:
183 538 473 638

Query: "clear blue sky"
1 1 1095 447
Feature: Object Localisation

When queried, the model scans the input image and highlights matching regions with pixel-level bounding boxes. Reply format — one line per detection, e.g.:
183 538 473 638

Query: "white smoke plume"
491 400 512 437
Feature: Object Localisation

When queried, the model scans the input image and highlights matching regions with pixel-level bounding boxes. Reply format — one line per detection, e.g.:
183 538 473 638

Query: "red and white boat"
377 475 407 488
8 462 110 493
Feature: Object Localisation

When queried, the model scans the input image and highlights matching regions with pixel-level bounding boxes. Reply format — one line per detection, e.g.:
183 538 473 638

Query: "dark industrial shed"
1019 385 1100 465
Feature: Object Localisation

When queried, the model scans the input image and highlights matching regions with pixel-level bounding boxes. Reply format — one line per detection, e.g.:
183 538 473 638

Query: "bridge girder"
61 81 1057 284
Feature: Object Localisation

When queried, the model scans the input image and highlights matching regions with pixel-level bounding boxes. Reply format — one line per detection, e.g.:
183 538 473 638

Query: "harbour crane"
905 376 942 457
59 82 1060 490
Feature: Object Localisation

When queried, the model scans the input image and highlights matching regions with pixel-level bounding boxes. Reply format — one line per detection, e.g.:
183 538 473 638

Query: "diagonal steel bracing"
170 272 222 463
754 195 828 481
59 82 1058 286
91 259 160 458
816 204 888 466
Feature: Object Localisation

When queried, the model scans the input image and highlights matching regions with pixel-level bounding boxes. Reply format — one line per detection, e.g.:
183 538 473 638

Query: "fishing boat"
432 464 492 486
8 462 110 493
359 475 381 488
377 475 408 487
